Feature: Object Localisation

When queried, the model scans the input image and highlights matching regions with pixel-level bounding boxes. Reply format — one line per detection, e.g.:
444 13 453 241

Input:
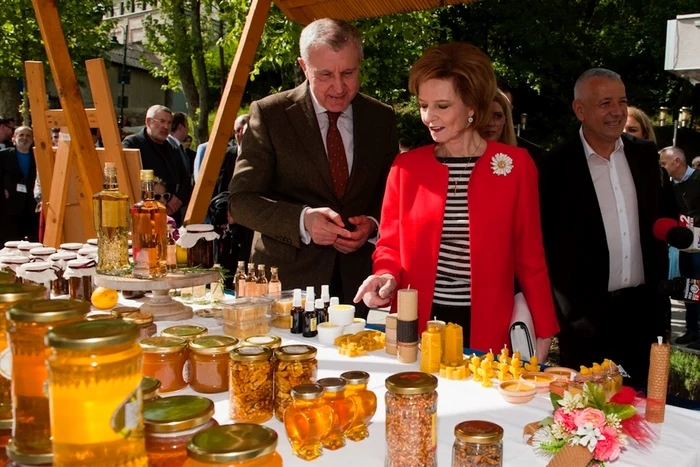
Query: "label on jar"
183 360 191 383
111 387 141 438
0 348 11 380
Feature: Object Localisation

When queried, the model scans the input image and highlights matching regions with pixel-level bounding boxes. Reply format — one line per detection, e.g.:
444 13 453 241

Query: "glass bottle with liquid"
235 261 246 298
315 298 327 325
131 170 167 279
303 298 318 338
340 371 377 441
317 377 357 450
283 384 334 461
291 289 303 335
255 264 268 297
245 264 257 296
166 225 177 272
268 267 281 294
93 162 130 275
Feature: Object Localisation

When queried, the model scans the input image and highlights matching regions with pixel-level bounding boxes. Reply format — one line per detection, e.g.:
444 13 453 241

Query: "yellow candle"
442 323 463 365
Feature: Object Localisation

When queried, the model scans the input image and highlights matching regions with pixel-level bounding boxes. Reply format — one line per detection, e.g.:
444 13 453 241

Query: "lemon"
91 287 118 310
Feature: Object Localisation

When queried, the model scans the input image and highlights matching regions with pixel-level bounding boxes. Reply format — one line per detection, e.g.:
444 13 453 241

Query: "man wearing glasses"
0 118 15 150
122 105 192 225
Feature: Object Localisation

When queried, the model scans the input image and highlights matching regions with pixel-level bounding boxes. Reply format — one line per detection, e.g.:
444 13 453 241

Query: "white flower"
558 392 586 413
550 422 569 440
575 423 604 451
606 413 622 430
491 153 514 176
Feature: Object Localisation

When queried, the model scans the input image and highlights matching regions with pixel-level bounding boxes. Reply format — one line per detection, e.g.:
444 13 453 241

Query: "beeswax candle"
442 323 463 365
419 327 442 373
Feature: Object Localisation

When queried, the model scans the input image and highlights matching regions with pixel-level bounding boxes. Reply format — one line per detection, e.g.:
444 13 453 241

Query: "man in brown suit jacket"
228 19 398 317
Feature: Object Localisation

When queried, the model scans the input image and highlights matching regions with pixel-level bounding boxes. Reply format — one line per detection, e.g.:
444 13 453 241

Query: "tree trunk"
0 77 22 122
219 17 226 94
190 0 210 145
172 0 200 128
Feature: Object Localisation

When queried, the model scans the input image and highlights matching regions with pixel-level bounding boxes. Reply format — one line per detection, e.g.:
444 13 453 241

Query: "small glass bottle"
65 258 96 301
183 424 282 467
268 267 281 294
340 371 377 441
315 298 327 325
321 284 330 312
255 264 268 297
290 288 303 335
273 345 318 421
131 169 167 279
140 337 189 393
189 335 238 394
245 264 256 296
452 421 503 467
122 312 157 341
229 346 273 423
317 377 357 450
166 225 177 272
303 299 317 338
93 162 131 276
234 261 246 298
284 384 334 461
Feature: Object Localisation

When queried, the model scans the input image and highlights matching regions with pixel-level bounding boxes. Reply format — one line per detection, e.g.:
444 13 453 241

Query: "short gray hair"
574 68 622 100
692 156 700 168
14 126 32 136
660 146 686 164
146 105 171 119
299 19 363 63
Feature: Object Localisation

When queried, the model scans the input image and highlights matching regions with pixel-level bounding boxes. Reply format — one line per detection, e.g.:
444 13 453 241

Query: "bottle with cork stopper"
235 261 246 297
268 266 282 294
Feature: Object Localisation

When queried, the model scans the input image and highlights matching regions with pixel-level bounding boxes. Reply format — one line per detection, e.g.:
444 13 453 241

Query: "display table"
111 294 700 467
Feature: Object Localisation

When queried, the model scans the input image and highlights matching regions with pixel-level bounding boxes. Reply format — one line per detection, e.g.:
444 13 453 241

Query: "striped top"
433 157 477 307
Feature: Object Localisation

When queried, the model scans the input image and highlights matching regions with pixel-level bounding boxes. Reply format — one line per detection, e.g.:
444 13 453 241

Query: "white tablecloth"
114 295 700 467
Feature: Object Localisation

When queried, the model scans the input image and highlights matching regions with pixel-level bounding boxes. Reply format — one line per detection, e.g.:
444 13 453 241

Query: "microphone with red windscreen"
653 218 697 250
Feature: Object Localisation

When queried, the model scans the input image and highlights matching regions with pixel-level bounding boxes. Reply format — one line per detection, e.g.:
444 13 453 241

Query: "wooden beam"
185 0 273 224
45 109 100 128
42 137 72 248
24 61 54 209
283 0 331 9
274 0 314 24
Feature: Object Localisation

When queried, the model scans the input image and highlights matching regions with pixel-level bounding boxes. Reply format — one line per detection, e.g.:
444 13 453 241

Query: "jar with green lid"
317 377 356 450
162 324 208 343
273 344 317 421
229 346 273 423
385 372 438 467
142 376 161 401
46 320 147 467
140 337 189 393
6 439 53 466
184 424 281 467
283 383 334 461
0 284 45 428
86 312 118 321
340 371 377 442
144 395 218 467
7 299 90 456
243 334 281 350
452 420 503 467
189 336 238 394
123 312 157 341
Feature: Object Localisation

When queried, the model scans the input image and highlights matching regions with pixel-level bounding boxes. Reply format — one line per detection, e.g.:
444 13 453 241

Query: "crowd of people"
1 17 698 388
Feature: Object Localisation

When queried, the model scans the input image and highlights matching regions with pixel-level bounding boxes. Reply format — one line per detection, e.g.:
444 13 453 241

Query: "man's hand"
536 337 552 362
166 194 183 216
353 273 397 308
303 207 352 246
333 216 376 254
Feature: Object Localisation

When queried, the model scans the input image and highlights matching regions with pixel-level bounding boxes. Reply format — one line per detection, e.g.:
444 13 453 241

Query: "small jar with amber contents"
49 252 76 296
161 324 208 344
177 224 219 269
1 256 29 284
284 384 334 461
273 344 317 421
140 337 189 393
243 334 281 351
340 370 377 442
144 395 218 467
16 262 55 299
123 312 157 341
452 420 503 467
189 336 238 394
64 258 96 301
229 346 273 423
184 424 282 467
317 377 357 450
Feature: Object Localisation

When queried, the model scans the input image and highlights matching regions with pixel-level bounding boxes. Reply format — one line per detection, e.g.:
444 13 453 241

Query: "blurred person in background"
480 89 517 146
624 106 657 144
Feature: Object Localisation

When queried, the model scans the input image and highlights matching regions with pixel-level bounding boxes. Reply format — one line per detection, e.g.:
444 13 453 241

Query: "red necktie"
326 111 349 198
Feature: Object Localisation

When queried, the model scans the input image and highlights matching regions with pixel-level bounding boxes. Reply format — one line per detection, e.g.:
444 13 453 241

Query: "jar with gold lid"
6 440 53 466
122 312 157 341
273 345 317 421
49 252 76 296
284 383 334 461
162 324 208 343
113 306 140 319
1 256 29 283
385 372 438 467
142 376 161 401
46 320 147 467
184 424 282 467
64 258 96 301
340 371 377 442
140 336 189 392
317 377 356 450
177 225 218 269
189 336 238 394
17 243 42 258
452 420 503 467
86 311 118 321
16 263 55 299
243 334 281 350
0 284 45 428
7 299 90 456
144 395 218 467
229 346 273 423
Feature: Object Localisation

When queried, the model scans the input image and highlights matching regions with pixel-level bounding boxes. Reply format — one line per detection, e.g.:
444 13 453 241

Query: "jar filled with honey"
340 370 377 441
142 376 161 402
64 258 96 301
49 252 76 296
273 345 317 421
144 395 218 467
0 284 45 427
0 270 15 284
16 263 55 299
0 256 29 283
161 325 208 343
122 312 157 341
6 440 53 466
7 299 90 456
243 334 281 351
317 377 356 450
284 383 334 461
46 320 148 467
178 225 218 269
140 337 189 393
112 306 140 319
229 346 273 423
188 336 238 394
184 424 282 467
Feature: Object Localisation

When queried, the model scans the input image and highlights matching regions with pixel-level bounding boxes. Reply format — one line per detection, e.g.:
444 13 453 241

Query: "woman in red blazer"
354 43 559 355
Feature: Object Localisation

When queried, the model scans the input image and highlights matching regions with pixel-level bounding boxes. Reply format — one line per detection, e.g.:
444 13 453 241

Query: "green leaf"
540 416 554 426
550 392 563 410
583 382 606 409
604 403 636 421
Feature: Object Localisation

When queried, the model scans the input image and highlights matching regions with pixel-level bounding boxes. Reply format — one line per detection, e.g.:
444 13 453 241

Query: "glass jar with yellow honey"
229 346 273 423
122 312 157 341
183 424 282 467
7 299 90 456
140 337 189 393
6 440 53 466
64 258 96 301
317 377 356 450
189 336 238 394
0 284 45 428
162 325 208 343
243 334 281 351
144 395 218 467
113 306 140 319
142 376 161 402
273 344 317 421
49 252 76 296
284 383 334 461
45 320 148 467
340 371 377 441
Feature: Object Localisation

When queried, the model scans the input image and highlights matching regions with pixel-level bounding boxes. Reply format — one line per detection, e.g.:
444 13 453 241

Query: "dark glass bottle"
291 288 303 334
303 299 317 338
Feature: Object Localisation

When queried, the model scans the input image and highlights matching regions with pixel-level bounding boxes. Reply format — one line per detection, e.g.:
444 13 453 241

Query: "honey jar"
46 320 148 467
243 334 281 350
178 224 218 269
162 324 208 343
0 270 15 284
86 312 118 321
28 247 56 262
1 256 29 283
7 299 90 456
452 420 503 467
188 336 238 394
229 346 273 423
16 263 55 299
1 241 22 256
122 312 157 341
17 243 43 258
0 284 45 428
317 377 356 450
49 252 76 296
273 345 317 421
144 395 218 467
184 424 282 467
340 371 377 442
113 306 140 319
140 337 189 393
6 440 53 466
283 383 334 461
142 376 161 401
64 258 96 301
58 243 83 254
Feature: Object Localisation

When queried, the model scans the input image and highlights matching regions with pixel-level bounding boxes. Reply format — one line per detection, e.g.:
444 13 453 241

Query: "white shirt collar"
579 127 624 160
309 88 353 120
168 134 182 147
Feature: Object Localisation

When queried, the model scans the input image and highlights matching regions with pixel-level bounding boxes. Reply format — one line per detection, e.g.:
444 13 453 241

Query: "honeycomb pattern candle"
419 327 442 373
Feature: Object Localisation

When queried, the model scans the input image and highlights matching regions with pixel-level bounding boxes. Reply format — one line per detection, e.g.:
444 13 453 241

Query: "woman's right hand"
353 274 397 308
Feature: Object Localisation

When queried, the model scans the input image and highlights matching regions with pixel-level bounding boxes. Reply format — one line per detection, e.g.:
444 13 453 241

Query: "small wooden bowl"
520 372 556 393
549 380 569 397
498 381 537 404
544 367 578 381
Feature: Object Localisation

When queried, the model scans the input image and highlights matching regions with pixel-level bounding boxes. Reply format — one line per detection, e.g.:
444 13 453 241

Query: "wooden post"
43 136 72 247
24 61 54 208
184 0 273 224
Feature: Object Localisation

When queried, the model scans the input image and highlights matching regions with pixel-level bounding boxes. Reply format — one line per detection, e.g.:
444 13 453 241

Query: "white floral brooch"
491 153 514 176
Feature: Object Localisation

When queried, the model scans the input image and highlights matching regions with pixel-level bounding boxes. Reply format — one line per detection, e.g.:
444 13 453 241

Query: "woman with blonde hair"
625 106 657 143
480 89 517 146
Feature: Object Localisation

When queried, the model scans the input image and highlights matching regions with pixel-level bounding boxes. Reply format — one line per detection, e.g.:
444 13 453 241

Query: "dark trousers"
679 251 700 332
431 303 472 347
11 214 39 242
330 257 368 319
